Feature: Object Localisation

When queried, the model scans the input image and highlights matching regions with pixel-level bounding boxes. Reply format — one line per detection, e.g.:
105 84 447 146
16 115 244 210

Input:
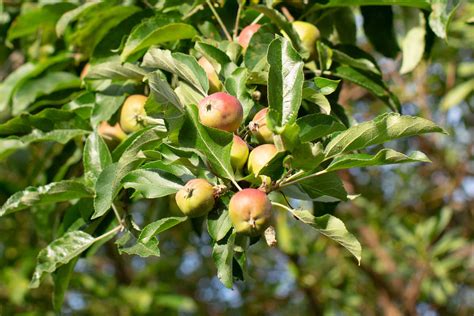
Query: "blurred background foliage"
0 0 472 315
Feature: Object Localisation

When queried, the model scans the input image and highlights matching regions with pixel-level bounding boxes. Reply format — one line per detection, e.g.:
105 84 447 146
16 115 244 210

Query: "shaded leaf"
139 217 187 243
30 231 95 288
121 16 198 62
324 113 446 158
123 169 183 199
326 149 431 171
289 209 361 264
297 113 346 142
212 234 235 288
267 37 304 133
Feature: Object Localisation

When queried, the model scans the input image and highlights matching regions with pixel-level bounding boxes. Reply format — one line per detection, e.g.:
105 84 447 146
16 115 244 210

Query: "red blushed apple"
198 57 222 93
80 63 90 80
250 108 274 144
98 121 127 146
238 24 261 51
229 188 272 236
198 92 243 132
120 94 148 133
175 179 215 218
231 135 249 171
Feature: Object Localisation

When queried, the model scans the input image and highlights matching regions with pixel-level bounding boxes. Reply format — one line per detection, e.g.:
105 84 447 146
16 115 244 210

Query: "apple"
198 57 222 93
250 108 273 144
198 92 243 132
120 94 148 133
292 21 320 56
247 144 278 176
98 121 127 147
175 179 215 218
229 188 272 236
238 24 261 51
80 63 90 80
231 135 249 171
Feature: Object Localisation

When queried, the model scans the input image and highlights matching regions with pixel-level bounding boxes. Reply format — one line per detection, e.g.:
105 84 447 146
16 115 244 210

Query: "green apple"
198 92 243 132
231 135 249 171
292 21 320 56
250 108 274 144
198 56 222 93
119 94 148 133
248 144 278 176
229 188 272 236
175 179 215 218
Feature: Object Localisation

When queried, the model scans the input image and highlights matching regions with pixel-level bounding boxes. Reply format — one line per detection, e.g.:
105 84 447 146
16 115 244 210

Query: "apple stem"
205 0 232 41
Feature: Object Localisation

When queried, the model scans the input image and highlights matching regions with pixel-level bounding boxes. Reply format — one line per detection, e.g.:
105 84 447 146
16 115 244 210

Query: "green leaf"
0 54 73 112
84 132 113 186
53 258 78 312
0 108 89 136
299 172 348 202
429 0 461 39
121 16 198 62
92 128 165 219
324 113 446 158
333 65 399 111
302 86 331 114
361 6 399 58
86 60 145 81
289 209 361 264
208 209 233 242
224 67 255 120
139 217 187 243
30 231 95 288
146 71 183 112
70 5 140 57
93 164 118 220
307 0 430 10
267 37 304 133
56 2 101 37
327 43 381 75
400 10 426 74
326 149 431 171
297 113 346 142
91 94 126 127
7 3 75 41
122 169 183 199
244 24 276 71
440 79 474 111
252 6 304 56
212 234 235 288
0 129 88 160
179 105 235 181
0 181 93 217
12 72 81 115
333 8 357 44
142 48 208 95
313 77 341 95
195 42 232 73
119 238 160 258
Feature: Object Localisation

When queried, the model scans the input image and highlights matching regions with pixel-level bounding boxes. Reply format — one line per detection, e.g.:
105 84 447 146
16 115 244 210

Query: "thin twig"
233 1 243 39
279 169 328 189
251 13 264 25
111 203 122 224
205 0 232 41
94 225 123 242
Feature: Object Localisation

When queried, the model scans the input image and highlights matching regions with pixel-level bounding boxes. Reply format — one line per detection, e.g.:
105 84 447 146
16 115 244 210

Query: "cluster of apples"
175 90 279 236
92 20 320 237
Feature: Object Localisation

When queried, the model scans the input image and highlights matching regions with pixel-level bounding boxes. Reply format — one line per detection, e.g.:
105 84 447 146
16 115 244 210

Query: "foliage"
0 0 471 315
